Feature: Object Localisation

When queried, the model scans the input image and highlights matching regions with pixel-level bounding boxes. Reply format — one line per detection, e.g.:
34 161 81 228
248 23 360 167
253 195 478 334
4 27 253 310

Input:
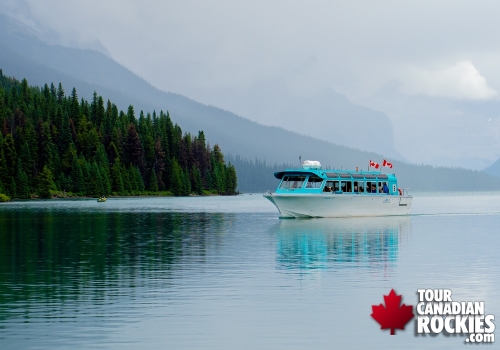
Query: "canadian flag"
383 159 393 168
369 160 380 169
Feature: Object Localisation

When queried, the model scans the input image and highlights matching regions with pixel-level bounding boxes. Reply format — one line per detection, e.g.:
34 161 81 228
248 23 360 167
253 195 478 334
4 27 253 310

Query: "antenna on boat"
299 155 302 168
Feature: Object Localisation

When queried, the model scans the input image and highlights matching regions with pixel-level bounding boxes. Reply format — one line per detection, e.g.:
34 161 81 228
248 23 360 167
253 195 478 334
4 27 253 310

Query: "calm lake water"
1 192 499 349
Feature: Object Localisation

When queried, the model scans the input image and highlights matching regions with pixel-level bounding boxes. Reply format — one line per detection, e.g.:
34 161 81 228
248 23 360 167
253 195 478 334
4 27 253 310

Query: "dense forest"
0 71 237 200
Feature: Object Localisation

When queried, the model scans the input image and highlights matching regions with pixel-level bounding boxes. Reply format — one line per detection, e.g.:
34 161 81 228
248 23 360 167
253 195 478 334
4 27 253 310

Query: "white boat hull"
264 193 412 218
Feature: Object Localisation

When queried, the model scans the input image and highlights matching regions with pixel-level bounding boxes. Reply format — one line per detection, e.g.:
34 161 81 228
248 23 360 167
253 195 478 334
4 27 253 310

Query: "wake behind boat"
264 160 412 218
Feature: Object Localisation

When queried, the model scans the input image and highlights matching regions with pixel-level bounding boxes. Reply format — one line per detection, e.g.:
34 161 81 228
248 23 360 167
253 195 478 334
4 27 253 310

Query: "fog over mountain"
7 0 500 171
2 0 500 180
0 7 405 160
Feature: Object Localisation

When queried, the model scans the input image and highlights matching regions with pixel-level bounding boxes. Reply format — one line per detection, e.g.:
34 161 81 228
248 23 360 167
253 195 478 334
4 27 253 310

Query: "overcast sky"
3 0 500 168
15 0 499 100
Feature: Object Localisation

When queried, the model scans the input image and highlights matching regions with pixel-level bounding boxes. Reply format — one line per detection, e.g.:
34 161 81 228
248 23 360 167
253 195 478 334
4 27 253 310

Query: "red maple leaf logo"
371 289 414 335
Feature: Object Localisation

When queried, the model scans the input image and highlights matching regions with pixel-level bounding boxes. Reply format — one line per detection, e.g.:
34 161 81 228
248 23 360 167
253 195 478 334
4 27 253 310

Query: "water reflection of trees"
274 217 410 270
0 210 229 309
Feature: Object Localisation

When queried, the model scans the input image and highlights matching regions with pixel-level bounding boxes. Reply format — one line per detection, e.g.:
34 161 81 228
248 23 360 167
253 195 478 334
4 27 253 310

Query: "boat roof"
273 168 393 180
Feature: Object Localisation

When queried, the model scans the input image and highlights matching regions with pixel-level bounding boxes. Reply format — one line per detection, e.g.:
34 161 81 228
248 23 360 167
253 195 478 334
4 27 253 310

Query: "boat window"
339 173 351 178
353 181 360 192
333 181 340 192
364 174 376 179
341 181 352 193
326 172 339 178
376 174 388 179
323 180 335 192
366 181 377 193
279 175 306 189
378 181 389 194
305 175 323 189
357 181 365 193
352 174 364 179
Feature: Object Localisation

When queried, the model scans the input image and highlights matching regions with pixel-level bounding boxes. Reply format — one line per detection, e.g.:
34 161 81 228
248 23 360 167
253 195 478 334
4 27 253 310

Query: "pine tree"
192 165 203 195
182 168 191 196
126 123 143 170
38 165 56 198
87 162 103 196
71 156 85 194
0 77 237 198
136 167 145 192
4 133 17 177
226 162 238 194
170 159 183 196
111 160 125 194
16 164 30 198
148 170 158 192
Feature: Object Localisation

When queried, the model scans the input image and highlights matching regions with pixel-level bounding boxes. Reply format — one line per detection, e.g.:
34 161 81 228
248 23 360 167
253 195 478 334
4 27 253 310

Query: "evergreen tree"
121 164 132 194
19 141 34 181
16 164 30 198
192 165 203 195
0 76 237 198
87 162 103 196
170 159 183 196
111 160 125 195
3 133 17 177
71 156 85 194
100 164 112 195
38 165 56 198
126 123 143 170
182 168 191 196
148 170 158 192
7 177 17 198
135 166 145 192
225 162 238 195
0 149 8 191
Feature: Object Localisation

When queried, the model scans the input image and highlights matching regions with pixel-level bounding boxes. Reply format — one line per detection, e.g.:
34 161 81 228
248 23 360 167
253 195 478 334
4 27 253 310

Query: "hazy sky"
16 0 499 99
4 0 500 168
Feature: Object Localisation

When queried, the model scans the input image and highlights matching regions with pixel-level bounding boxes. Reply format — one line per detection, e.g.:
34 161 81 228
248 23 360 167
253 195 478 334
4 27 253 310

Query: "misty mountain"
367 79 500 170
483 158 500 177
2 13 500 191
0 14 405 158
208 77 407 161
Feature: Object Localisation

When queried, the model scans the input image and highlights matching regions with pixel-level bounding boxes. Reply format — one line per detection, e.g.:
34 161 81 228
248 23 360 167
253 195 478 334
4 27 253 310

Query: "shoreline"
2 192 242 202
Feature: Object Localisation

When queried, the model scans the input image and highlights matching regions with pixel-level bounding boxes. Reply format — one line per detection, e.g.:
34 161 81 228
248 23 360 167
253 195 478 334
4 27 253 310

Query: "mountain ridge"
2 13 500 190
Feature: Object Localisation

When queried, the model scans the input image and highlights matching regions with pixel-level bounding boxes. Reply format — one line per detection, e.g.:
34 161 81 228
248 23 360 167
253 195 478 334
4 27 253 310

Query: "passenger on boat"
354 185 358 193
382 182 389 194
371 184 376 193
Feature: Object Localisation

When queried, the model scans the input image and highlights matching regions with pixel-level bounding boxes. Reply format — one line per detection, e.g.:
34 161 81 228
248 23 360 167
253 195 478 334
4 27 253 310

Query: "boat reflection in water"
274 216 410 271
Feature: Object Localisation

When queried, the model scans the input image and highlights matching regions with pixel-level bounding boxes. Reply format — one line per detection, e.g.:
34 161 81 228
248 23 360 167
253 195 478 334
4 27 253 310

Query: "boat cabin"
274 168 398 195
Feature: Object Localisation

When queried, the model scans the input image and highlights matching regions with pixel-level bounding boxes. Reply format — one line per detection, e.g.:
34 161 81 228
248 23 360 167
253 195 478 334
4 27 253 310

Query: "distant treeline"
0 72 237 199
228 154 500 193
225 155 289 193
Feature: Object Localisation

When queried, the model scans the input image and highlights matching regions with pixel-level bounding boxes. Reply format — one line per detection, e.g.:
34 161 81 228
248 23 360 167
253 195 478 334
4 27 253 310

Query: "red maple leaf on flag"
371 289 414 335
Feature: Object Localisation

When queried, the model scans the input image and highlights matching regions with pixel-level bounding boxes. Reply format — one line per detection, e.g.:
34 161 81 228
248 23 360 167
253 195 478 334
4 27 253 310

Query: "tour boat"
263 160 412 218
